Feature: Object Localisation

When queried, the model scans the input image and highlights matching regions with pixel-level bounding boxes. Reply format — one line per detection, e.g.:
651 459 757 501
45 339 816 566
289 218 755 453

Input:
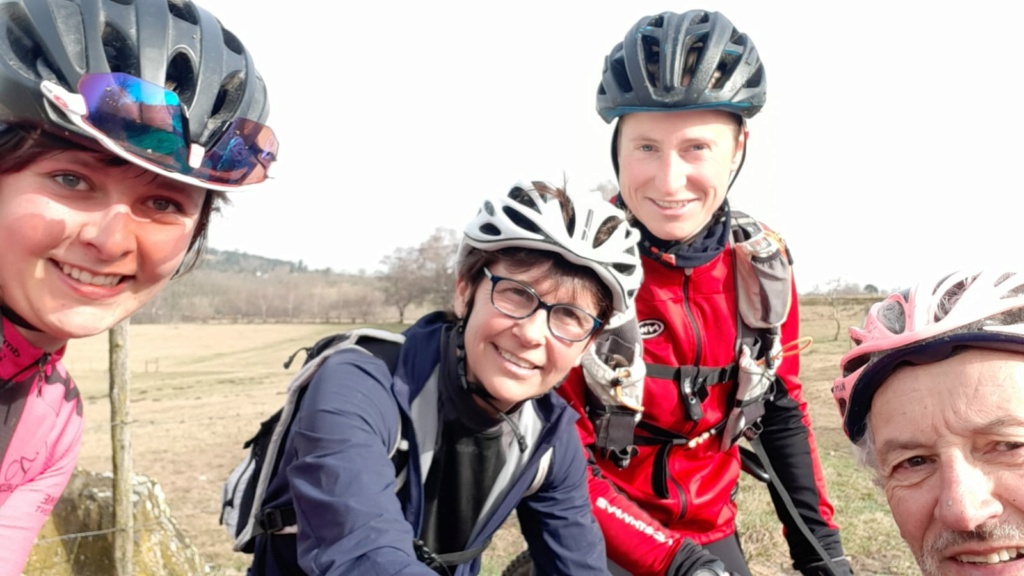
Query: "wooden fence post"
109 320 133 575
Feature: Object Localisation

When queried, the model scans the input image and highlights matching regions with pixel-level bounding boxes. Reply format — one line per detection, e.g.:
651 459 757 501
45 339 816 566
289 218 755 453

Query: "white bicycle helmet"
459 181 642 317
833 268 1024 443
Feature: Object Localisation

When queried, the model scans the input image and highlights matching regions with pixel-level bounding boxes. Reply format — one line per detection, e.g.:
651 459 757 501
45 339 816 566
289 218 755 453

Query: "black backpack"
219 328 405 553
219 328 520 572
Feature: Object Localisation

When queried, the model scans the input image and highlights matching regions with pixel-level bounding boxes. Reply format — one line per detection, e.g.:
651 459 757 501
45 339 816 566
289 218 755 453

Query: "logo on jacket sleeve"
637 319 665 339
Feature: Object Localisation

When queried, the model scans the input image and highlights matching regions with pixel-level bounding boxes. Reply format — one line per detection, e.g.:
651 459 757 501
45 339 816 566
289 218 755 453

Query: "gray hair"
853 416 884 488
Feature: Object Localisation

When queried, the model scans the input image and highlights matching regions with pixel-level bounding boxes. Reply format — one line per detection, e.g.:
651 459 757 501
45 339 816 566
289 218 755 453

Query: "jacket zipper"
680 268 704 421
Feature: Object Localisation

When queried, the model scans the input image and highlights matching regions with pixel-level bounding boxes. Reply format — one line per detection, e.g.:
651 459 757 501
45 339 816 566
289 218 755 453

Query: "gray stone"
25 468 206 576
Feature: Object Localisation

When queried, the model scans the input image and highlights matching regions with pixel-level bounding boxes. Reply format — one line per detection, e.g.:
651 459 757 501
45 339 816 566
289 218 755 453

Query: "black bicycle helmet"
0 0 269 155
596 10 766 123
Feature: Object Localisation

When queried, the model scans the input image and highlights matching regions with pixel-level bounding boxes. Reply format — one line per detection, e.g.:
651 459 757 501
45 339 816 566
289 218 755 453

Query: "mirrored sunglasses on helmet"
40 72 278 193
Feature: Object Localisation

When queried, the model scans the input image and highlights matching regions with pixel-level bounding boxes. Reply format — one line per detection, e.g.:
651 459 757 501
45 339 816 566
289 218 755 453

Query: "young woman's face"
454 261 599 412
0 150 206 349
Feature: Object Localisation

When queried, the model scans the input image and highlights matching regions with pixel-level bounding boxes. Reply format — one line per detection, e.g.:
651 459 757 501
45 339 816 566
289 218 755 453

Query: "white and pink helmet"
832 268 1024 443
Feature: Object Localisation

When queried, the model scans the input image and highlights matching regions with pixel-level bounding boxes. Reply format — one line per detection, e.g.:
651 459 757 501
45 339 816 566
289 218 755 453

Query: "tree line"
134 228 459 324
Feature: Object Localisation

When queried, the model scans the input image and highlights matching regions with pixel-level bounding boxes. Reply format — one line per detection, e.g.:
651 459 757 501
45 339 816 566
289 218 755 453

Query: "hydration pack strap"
254 506 296 535
414 536 492 575
645 363 736 422
632 419 728 499
750 437 841 576
589 404 640 468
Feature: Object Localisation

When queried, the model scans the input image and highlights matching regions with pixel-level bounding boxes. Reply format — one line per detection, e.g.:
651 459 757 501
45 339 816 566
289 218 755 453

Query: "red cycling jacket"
557 221 842 575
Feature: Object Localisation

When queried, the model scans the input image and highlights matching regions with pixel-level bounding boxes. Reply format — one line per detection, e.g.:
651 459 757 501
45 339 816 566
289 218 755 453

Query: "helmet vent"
692 12 711 26
612 262 637 277
743 56 764 90
606 54 631 95
221 27 244 56
4 8 44 79
640 36 661 88
507 186 540 213
208 72 243 128
592 215 623 248
166 1 200 26
995 272 1024 297
565 206 576 237
936 277 971 322
478 223 501 237
712 51 741 90
842 354 869 378
502 206 542 235
877 300 907 334
166 51 196 107
107 0 133 6
101 25 138 75
644 15 666 29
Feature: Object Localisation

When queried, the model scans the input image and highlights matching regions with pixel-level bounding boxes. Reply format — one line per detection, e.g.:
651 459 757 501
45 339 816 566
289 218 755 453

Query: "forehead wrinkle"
975 415 1024 436
877 414 1024 461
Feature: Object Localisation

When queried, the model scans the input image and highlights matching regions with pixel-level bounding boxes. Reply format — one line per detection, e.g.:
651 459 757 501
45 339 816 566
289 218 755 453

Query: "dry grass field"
57 301 918 576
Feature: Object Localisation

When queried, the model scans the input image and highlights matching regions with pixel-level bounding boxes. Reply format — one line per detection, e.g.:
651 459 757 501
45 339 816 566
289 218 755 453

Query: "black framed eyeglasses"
483 267 602 342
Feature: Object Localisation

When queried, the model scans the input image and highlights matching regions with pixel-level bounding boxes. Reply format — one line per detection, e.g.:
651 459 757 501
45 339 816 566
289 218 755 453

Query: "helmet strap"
609 121 621 180
727 119 749 192
444 322 529 452
1 305 41 332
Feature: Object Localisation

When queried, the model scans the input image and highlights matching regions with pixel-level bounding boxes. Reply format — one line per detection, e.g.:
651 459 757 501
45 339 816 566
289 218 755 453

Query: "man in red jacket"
555 9 851 576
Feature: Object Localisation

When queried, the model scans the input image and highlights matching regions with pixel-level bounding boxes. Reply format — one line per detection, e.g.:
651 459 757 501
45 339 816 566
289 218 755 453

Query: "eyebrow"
877 415 1024 457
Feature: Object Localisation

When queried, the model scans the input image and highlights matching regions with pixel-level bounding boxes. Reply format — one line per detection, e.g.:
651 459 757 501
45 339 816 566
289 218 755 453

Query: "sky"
195 1 1023 294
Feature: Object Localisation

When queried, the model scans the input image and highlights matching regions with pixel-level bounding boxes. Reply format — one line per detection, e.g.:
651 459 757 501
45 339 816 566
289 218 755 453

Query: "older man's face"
869 348 1024 575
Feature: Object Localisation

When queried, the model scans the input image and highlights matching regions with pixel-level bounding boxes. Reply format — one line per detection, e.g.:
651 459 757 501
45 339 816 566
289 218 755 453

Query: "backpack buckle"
256 508 285 533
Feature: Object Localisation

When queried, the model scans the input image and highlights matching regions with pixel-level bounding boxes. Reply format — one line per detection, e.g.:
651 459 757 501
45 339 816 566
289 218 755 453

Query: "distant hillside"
199 248 313 276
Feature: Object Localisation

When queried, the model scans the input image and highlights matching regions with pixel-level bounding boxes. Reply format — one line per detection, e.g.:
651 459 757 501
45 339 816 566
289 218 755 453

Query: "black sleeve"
757 383 846 572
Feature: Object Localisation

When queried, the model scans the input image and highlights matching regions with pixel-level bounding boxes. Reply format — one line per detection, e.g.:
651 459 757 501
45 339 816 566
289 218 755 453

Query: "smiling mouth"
652 199 694 210
59 262 124 287
496 346 537 370
955 547 1024 564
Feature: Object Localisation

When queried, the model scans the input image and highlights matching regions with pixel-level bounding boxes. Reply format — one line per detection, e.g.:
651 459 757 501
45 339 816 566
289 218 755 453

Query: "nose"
79 205 137 260
654 150 691 194
934 452 1003 531
513 309 549 346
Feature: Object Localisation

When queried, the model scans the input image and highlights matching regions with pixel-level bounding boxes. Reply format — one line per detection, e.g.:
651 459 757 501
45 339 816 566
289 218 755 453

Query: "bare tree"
826 276 844 341
380 247 424 323
418 227 459 309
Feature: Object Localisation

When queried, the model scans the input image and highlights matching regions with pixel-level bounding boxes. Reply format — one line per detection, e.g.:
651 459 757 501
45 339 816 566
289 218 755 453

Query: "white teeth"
654 199 691 209
60 264 122 287
956 548 1024 564
498 348 535 370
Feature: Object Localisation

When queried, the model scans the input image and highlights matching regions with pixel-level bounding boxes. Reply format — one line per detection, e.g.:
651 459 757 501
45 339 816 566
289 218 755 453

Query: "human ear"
454 278 471 318
731 128 748 171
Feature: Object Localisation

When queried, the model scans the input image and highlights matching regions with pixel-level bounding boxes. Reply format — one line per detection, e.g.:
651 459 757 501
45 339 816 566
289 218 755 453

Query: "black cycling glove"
667 540 728 576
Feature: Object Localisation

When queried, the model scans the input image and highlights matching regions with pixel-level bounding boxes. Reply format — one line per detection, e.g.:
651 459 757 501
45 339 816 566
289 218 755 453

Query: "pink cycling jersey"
0 316 83 575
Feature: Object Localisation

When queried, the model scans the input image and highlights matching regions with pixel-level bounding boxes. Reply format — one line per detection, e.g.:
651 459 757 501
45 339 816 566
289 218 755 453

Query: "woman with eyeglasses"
0 1 276 571
248 182 642 575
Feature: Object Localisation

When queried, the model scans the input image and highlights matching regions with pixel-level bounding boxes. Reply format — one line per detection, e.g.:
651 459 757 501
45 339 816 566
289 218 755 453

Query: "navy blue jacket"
250 312 608 575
